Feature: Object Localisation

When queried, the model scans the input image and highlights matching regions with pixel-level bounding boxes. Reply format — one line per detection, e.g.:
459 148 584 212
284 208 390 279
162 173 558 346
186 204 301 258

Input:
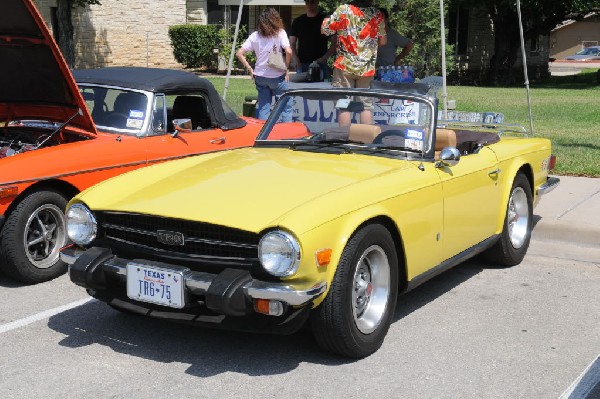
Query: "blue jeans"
254 74 292 122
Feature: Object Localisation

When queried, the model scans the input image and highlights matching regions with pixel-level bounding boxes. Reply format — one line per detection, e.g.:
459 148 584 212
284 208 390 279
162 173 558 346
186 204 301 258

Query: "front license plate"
126 262 185 309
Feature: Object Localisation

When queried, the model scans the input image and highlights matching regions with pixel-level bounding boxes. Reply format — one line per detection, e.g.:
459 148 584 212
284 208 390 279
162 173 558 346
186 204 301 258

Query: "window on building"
529 35 540 54
207 0 248 26
448 7 469 56
50 7 60 43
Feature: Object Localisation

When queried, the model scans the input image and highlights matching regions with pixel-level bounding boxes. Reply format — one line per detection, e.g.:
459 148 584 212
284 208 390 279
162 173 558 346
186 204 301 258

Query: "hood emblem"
157 230 185 246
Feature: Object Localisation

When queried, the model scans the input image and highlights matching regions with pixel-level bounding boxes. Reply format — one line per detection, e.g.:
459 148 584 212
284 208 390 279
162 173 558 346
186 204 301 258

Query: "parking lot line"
0 298 94 334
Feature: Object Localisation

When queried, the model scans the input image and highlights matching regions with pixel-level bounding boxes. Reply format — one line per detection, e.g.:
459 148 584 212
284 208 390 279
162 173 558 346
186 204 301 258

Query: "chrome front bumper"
61 247 326 308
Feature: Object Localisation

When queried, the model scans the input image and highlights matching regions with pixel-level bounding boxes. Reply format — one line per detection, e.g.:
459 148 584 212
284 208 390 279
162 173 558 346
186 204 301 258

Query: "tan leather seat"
435 128 457 158
348 124 382 144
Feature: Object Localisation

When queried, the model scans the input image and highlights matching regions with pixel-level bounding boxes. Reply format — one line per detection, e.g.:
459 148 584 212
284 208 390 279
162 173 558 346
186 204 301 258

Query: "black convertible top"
73 67 246 130
73 67 217 93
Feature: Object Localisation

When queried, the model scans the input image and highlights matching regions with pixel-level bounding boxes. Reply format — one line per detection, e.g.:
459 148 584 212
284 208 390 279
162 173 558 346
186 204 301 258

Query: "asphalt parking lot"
1 176 599 398
1 237 599 398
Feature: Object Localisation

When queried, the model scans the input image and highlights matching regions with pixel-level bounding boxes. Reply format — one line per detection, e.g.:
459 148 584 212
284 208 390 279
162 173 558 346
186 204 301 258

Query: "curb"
532 219 600 248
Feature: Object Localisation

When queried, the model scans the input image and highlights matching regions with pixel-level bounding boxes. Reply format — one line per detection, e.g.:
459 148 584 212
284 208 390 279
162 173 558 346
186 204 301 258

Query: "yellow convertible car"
61 85 559 358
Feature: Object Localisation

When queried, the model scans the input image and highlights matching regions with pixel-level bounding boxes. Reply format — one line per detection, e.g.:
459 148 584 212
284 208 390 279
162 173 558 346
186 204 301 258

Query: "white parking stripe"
0 298 94 334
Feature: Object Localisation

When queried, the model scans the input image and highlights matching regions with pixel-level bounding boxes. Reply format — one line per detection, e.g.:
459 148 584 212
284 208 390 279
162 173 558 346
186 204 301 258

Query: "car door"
144 93 255 164
436 146 502 259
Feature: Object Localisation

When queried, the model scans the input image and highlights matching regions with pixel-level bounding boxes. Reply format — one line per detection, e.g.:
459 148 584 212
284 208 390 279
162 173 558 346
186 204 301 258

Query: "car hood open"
79 147 412 233
0 0 95 133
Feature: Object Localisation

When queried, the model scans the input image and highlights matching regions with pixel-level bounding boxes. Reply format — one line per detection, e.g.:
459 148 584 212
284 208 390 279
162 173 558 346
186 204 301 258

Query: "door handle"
488 168 501 176
210 137 226 144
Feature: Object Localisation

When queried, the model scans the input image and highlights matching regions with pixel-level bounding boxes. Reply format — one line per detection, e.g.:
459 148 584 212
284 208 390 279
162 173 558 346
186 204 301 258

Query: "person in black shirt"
289 0 336 80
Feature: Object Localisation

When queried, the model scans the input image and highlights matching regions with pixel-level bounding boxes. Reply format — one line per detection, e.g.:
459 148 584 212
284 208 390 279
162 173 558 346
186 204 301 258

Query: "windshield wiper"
289 139 364 153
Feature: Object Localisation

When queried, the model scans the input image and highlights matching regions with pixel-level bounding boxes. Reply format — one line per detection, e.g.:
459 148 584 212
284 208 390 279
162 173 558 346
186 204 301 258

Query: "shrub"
168 25 221 69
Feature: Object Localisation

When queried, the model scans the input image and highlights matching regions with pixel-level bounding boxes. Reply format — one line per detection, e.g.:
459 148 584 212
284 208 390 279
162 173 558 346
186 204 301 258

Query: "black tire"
0 190 69 284
310 224 399 358
484 173 533 266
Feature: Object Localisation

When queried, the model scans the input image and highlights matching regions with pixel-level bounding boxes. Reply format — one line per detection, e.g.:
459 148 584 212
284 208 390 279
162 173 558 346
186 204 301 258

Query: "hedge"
168 25 221 69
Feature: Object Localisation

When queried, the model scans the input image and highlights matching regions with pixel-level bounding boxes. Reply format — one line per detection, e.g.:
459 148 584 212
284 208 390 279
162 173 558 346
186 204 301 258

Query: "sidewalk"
532 175 600 249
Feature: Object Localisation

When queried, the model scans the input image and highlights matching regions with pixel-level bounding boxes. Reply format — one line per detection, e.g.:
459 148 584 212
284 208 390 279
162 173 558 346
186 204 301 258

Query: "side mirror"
436 147 461 168
172 118 192 137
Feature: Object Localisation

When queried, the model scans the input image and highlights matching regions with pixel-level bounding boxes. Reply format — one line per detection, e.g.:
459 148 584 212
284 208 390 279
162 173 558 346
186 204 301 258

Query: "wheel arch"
348 215 408 294
494 161 534 230
4 179 80 220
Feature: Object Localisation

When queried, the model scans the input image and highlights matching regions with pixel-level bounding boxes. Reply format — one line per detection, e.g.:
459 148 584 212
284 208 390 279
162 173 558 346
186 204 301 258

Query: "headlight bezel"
66 203 97 246
258 230 301 277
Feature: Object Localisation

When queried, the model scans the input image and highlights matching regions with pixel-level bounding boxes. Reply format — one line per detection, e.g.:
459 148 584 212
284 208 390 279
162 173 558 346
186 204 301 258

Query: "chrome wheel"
507 186 529 249
23 204 67 269
352 244 391 334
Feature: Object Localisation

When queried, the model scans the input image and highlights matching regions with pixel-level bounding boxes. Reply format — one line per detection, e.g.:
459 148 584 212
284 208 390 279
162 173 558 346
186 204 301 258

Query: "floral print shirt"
321 4 386 76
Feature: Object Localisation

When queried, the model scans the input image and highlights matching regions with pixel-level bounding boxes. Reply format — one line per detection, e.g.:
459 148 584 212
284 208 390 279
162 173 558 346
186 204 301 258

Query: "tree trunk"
487 11 522 86
56 0 75 68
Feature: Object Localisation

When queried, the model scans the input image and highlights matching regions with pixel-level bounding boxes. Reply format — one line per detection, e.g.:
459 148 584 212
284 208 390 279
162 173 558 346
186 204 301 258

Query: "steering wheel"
103 113 129 128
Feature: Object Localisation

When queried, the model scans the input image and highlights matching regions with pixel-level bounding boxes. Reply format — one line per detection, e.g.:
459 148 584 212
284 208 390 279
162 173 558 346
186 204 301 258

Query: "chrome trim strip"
0 147 242 187
103 222 257 249
61 248 326 306
537 176 560 196
103 234 255 262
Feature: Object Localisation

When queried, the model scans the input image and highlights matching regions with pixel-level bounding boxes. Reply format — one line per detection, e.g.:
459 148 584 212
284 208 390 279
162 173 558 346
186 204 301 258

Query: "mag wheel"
311 224 399 358
0 190 69 284
484 173 533 266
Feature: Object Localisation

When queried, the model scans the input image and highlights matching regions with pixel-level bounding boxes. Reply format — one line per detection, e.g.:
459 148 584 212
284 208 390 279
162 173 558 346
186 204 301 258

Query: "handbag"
267 40 287 72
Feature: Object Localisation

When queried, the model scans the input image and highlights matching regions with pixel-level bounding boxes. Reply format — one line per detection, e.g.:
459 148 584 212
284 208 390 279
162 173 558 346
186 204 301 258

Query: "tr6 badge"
156 230 185 246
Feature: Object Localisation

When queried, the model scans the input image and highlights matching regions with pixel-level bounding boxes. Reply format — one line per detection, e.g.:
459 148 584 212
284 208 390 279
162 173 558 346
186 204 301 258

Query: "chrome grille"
95 211 259 261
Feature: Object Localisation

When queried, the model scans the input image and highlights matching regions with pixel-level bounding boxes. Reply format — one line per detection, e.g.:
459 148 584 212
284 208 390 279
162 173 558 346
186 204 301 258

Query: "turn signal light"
254 299 284 316
0 186 18 199
315 248 332 267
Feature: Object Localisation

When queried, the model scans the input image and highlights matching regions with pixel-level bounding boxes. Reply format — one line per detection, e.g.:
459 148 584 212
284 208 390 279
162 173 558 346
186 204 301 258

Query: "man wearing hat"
290 0 336 80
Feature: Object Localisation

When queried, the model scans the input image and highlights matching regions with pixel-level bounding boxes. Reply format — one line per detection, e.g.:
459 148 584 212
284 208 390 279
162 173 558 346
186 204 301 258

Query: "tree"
55 0 100 68
450 0 600 85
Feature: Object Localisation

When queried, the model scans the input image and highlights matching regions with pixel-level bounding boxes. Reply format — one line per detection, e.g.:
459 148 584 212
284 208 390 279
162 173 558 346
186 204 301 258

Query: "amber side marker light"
0 186 18 199
315 248 332 267
254 299 284 316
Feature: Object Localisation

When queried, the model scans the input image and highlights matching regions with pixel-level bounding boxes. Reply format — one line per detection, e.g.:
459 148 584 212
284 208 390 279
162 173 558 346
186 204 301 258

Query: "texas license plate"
126 262 185 308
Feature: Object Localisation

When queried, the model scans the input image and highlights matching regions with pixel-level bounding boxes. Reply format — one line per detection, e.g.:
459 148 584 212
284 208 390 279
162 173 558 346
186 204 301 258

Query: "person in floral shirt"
322 0 386 125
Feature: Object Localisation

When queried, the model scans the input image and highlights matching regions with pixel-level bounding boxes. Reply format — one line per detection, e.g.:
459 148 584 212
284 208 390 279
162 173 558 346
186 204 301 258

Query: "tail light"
548 154 556 171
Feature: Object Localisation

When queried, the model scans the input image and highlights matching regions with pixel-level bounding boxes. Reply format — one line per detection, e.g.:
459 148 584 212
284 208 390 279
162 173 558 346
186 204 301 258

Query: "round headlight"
66 203 97 245
258 230 300 277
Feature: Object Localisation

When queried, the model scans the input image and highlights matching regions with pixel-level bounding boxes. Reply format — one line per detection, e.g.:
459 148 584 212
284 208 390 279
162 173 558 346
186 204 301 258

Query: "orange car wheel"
0 189 69 284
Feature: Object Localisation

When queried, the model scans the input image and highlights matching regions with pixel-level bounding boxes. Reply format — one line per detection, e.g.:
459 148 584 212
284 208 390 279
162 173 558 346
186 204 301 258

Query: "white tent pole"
439 0 448 119
223 0 245 100
516 0 534 136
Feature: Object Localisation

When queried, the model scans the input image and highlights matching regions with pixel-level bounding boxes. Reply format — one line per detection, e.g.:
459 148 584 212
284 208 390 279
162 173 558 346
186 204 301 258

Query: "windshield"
576 47 599 55
256 89 435 157
78 85 149 134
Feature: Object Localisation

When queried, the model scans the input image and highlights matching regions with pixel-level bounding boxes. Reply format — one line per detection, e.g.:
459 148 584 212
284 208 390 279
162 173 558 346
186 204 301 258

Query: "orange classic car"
0 0 264 284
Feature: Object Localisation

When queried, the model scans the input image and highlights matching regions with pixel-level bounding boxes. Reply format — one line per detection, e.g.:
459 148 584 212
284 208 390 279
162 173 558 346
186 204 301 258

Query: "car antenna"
34 108 83 149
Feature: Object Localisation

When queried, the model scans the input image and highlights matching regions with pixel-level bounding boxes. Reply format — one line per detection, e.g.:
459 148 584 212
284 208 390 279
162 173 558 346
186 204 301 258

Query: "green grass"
205 71 600 177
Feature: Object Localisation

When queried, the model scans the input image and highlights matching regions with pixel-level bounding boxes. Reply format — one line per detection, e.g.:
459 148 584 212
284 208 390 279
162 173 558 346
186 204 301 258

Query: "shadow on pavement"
47 259 488 376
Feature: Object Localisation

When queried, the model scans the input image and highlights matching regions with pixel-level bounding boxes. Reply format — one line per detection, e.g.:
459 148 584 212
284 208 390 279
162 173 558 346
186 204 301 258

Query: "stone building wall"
34 0 189 69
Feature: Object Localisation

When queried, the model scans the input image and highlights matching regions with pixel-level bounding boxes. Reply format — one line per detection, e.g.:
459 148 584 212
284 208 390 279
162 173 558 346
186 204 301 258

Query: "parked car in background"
564 46 600 61
62 84 559 358
0 0 265 284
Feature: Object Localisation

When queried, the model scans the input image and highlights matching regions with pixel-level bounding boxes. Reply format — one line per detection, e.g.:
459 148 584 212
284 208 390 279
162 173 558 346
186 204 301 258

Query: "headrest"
435 128 457 150
349 124 382 144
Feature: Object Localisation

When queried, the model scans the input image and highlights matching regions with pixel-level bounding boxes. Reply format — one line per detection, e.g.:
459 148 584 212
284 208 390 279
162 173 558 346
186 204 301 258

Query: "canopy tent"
222 0 534 134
